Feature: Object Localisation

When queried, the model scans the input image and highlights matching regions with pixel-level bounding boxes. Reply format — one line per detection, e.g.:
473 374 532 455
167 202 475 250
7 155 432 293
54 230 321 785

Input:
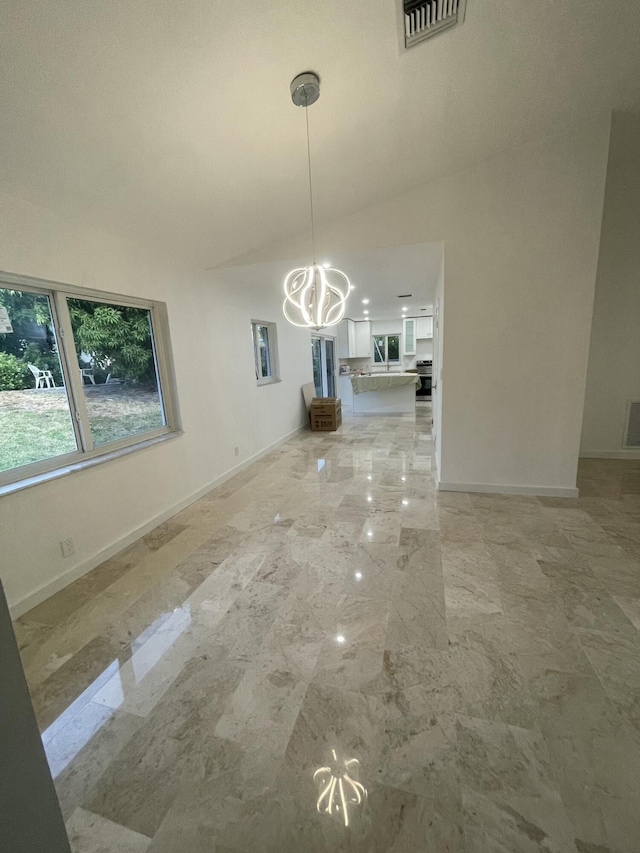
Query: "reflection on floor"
12 404 640 852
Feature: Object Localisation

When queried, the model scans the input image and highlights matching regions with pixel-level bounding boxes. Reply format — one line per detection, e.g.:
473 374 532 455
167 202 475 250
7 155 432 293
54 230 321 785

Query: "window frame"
373 334 401 364
0 270 181 493
251 320 280 386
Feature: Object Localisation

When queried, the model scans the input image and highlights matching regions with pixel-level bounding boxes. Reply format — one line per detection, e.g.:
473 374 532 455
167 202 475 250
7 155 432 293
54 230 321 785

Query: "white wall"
0 113 615 614
432 255 445 481
226 115 612 495
580 112 640 457
371 320 402 336
0 194 312 614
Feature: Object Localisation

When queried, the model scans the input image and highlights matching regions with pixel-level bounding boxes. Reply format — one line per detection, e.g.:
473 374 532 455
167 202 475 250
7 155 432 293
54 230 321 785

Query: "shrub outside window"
0 273 180 490
251 321 279 386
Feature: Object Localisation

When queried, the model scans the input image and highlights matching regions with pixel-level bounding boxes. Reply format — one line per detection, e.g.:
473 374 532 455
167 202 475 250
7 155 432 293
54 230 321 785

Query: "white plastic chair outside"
27 363 55 389
80 367 96 384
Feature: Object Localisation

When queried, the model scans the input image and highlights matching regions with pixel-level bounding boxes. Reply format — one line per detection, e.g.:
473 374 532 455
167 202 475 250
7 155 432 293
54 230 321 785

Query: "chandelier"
283 73 351 330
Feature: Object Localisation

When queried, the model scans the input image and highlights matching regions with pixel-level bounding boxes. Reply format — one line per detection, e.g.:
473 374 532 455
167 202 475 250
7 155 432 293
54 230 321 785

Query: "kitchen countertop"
350 373 421 395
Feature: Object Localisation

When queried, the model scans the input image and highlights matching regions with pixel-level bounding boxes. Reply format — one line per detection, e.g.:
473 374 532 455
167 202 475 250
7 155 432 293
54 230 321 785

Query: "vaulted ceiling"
2 1 639 269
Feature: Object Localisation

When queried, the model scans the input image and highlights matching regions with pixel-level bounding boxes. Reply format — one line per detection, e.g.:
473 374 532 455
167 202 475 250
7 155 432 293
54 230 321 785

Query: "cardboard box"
310 397 341 416
310 397 342 431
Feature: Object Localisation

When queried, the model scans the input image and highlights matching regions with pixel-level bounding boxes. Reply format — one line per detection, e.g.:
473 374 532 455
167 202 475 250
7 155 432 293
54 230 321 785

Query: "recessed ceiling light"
336 634 346 644
349 285 355 290
362 298 370 304
363 310 369 315
402 307 408 312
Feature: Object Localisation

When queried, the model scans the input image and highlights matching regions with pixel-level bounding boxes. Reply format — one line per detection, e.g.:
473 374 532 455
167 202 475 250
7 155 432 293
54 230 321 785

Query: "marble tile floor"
12 405 640 852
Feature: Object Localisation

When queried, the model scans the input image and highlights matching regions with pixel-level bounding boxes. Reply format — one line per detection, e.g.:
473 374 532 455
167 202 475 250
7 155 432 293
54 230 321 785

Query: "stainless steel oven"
416 360 432 397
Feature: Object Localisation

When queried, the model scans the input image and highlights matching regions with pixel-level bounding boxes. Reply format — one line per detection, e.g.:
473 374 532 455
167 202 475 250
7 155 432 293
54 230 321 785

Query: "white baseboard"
580 450 640 459
10 423 306 619
438 481 579 498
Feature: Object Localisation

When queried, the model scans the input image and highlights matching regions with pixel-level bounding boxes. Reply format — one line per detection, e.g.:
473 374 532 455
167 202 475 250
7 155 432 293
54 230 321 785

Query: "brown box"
310 397 342 431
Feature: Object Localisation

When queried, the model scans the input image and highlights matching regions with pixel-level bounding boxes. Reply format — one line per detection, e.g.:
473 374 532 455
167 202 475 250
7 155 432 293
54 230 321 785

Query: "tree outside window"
0 277 178 485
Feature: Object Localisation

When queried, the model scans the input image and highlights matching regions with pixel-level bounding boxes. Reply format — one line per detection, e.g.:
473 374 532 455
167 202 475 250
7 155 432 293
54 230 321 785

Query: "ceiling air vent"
403 0 467 48
623 401 640 448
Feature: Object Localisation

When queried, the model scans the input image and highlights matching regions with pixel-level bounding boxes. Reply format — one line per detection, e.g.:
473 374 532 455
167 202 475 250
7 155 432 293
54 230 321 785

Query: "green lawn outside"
0 386 165 472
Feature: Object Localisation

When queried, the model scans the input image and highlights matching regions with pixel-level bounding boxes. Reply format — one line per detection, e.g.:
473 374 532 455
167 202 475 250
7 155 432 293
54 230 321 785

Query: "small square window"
373 334 400 363
251 321 279 385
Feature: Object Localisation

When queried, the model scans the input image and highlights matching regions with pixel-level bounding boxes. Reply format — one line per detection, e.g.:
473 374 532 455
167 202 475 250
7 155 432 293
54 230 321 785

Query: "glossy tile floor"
13 402 640 852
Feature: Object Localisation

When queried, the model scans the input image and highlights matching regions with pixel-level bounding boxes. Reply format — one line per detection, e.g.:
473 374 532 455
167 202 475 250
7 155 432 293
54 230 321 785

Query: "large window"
373 334 400 364
251 321 279 385
0 274 179 490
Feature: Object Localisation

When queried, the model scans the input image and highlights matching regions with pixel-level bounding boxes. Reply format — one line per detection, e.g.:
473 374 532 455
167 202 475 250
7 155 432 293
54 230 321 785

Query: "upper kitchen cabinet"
417 316 434 339
402 317 417 356
355 320 371 357
337 318 356 358
338 319 371 358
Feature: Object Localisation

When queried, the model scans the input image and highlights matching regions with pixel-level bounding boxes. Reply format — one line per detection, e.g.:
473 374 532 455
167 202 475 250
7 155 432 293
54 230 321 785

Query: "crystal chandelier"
283 73 350 330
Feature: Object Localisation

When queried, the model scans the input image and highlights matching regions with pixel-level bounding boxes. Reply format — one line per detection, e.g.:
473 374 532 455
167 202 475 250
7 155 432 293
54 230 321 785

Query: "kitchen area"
334 314 434 415
305 241 442 421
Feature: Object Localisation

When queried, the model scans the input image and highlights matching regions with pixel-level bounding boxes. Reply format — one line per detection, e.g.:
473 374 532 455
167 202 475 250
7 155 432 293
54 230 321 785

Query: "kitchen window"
0 272 180 492
252 321 279 385
373 334 400 364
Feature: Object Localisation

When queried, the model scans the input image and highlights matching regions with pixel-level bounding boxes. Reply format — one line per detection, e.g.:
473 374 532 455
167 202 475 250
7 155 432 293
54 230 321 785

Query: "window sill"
0 430 184 498
256 377 282 387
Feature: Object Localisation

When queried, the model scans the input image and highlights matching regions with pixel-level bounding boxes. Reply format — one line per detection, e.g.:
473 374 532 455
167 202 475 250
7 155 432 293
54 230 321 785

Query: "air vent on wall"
397 294 413 298
403 0 467 48
623 401 640 448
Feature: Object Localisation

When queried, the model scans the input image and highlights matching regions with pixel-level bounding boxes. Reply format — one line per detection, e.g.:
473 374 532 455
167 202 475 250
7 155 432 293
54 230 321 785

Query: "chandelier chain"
304 96 316 264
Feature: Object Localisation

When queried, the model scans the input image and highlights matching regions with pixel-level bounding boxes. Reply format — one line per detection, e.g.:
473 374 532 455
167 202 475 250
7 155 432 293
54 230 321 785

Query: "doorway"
311 336 336 398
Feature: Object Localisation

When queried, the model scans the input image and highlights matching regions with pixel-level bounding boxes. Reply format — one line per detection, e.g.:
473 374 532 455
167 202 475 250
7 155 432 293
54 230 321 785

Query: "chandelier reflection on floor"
314 749 367 827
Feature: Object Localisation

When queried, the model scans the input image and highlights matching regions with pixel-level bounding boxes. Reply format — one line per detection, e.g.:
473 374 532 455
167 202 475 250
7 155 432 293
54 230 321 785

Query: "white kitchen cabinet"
402 318 417 356
416 316 434 339
337 318 357 358
337 318 370 358
354 320 371 357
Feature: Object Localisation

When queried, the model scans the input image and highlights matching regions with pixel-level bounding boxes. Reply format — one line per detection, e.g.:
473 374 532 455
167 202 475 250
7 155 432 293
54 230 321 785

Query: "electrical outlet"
60 537 75 558
234 446 240 457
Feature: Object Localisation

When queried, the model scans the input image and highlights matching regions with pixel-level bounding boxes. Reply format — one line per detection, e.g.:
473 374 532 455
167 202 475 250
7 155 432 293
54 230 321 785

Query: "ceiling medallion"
282 73 350 330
